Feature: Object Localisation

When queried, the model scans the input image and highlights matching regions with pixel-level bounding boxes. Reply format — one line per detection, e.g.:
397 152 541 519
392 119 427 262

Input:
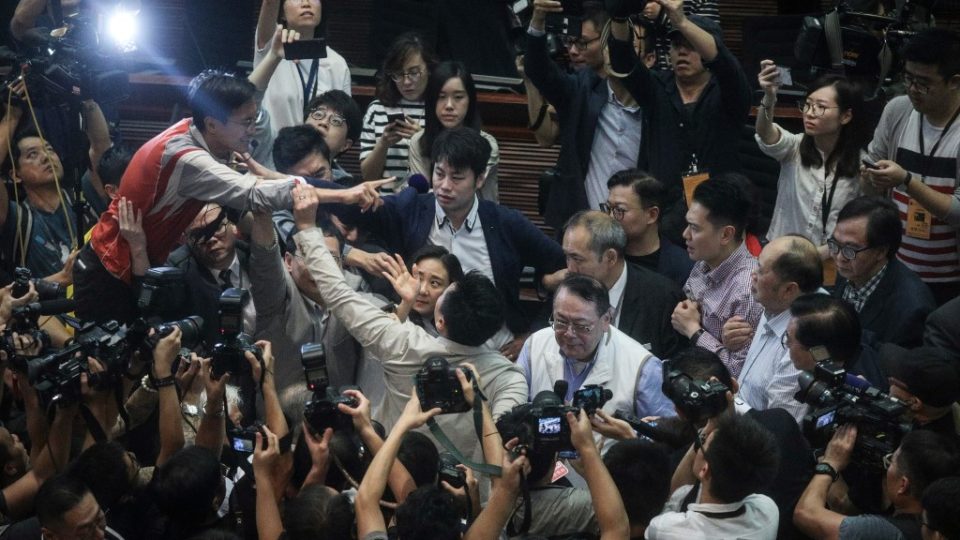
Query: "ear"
645 206 660 226
203 116 220 134
341 138 354 155
719 224 737 245
283 252 295 272
435 312 446 333
3 461 18 478
104 184 119 200
897 474 911 497
780 281 800 299
474 171 487 191
730 376 740 395
948 74 960 91
697 459 710 484
908 396 924 413
602 247 618 265
840 108 853 126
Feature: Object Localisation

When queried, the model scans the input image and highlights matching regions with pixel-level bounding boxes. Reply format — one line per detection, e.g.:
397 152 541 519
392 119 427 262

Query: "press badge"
906 198 932 240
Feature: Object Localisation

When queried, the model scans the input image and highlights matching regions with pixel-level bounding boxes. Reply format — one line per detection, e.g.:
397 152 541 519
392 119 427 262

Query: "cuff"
527 26 546 37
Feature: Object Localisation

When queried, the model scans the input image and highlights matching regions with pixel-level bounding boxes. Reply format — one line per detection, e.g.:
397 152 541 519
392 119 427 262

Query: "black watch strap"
815 462 839 482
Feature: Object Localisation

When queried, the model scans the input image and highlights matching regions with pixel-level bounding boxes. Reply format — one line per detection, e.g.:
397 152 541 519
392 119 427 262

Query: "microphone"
553 380 569 401
407 173 430 194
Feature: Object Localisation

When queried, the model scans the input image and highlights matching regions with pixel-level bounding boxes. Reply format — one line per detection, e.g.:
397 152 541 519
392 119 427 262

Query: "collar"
704 242 751 286
761 309 791 337
188 123 230 165
608 263 628 311
434 195 480 233
207 252 240 280
850 263 888 293
606 81 642 115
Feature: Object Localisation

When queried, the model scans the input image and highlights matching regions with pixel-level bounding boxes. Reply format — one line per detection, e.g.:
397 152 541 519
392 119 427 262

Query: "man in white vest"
516 273 675 449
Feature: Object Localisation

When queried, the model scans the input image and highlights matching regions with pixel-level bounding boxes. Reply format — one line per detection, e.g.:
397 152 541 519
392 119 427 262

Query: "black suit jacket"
925 296 960 366
832 259 935 348
619 262 686 359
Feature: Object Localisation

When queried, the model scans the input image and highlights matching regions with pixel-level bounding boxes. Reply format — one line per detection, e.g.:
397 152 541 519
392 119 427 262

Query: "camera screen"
816 410 836 429
232 437 254 453
538 416 562 435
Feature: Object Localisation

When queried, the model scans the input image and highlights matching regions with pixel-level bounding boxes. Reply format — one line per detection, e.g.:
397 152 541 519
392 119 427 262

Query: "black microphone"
553 380 569 400
407 173 430 194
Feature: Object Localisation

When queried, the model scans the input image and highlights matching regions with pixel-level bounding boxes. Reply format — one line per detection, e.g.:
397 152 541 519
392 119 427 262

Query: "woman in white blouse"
755 60 872 256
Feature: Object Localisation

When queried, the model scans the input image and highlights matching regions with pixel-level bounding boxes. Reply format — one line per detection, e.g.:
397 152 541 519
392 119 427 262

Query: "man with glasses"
561 210 684 359
829 196 935 348
517 273 675 450
604 168 693 287
525 1 648 232
861 29 960 306
794 428 960 540
304 91 363 184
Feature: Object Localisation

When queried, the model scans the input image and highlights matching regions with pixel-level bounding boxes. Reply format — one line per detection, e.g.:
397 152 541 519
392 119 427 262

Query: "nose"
418 280 428 296
444 96 455 110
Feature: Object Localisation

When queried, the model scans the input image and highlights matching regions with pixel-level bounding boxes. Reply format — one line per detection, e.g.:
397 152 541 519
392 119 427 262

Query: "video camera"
415 356 474 414
300 343 359 435
661 360 729 423
211 288 261 379
497 384 580 453
796 352 911 468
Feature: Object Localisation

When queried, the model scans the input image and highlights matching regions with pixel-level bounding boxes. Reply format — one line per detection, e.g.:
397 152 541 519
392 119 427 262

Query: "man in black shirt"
880 345 960 444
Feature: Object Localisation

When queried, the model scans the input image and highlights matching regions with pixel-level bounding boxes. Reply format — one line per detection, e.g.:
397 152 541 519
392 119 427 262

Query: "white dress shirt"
428 196 494 283
736 310 807 423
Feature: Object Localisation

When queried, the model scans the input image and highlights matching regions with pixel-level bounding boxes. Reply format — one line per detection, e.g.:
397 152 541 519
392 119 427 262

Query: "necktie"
218 269 233 291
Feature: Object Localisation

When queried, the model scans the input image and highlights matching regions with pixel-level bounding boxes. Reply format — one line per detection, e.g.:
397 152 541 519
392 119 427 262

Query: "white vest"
527 326 654 448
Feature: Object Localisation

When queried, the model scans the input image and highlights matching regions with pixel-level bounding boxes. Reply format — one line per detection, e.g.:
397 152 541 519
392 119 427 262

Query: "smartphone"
386 112 406 126
284 38 327 60
861 158 880 169
777 66 793 87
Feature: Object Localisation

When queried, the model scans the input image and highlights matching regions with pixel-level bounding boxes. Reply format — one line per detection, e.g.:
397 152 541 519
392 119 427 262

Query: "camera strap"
423 380 502 477
504 468 531 537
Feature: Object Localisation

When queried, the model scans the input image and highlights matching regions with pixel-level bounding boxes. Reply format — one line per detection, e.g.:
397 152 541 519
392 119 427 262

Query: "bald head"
753 235 823 313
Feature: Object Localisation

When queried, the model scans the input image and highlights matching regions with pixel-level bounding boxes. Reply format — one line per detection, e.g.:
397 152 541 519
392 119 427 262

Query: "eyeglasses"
561 35 602 51
548 317 597 336
309 107 347 127
600 202 631 221
882 451 895 470
781 332 791 349
389 66 425 83
798 101 839 118
693 428 706 453
826 237 873 261
187 220 229 246
902 72 932 95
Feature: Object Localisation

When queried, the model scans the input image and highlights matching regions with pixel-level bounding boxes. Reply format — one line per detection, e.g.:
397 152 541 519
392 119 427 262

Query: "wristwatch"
814 462 839 482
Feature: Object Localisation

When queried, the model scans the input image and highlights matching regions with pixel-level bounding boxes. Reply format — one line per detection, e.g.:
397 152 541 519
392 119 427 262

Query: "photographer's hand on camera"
821 424 858 473
398 391 443 432
301 423 333 488
591 409 639 441
151 327 182 381
441 464 480 519
0 282 39 325
531 0 563 32
253 424 285 540
338 388 373 431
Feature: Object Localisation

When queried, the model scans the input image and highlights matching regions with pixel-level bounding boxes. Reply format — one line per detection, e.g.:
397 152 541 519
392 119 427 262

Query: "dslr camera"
662 360 729 422
12 267 65 301
415 356 474 414
211 288 261 379
228 423 264 454
497 387 579 453
572 384 612 414
137 267 189 321
438 452 466 489
301 343 359 435
796 351 911 468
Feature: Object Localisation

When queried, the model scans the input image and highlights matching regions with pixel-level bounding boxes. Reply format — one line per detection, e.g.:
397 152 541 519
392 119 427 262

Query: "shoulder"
839 514 906 540
324 47 348 68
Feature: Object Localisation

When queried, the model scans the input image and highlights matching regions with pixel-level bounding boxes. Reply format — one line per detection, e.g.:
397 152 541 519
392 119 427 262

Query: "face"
394 52 428 102
562 226 612 283
801 84 851 137
286 235 341 296
606 185 657 243
551 287 610 361
786 318 816 371
432 159 483 216
670 36 706 81
186 206 237 270
43 492 106 540
14 137 63 188
752 239 790 311
285 150 331 180
682 202 729 265
0 427 28 479
830 216 888 286
435 77 470 129
283 0 321 31
568 21 605 72
305 105 351 156
207 99 258 155
883 447 905 503
411 258 451 317
692 429 715 481
330 214 363 245
904 61 959 116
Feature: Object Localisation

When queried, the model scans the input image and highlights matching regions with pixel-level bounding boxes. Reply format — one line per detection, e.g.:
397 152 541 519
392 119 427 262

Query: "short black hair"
306 90 363 148
669 346 734 392
284 217 342 258
395 485 462 540
789 294 861 366
5 128 42 175
770 235 824 294
922 477 960 540
273 125 332 175
438 271 503 346
411 244 465 284
152 446 222 527
896 430 960 499
98 145 134 188
67 442 133 511
902 28 960 80
37 474 92 530
691 175 751 241
556 273 611 318
607 169 666 211
187 70 257 131
603 440 672 527
397 431 440 487
704 413 780 503
582 1 610 34
430 127 491 179
835 196 902 261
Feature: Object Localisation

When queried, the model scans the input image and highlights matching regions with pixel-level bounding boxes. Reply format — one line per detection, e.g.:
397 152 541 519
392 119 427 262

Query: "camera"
572 384 612 415
796 356 911 468
228 424 264 454
661 360 729 423
12 267 65 301
497 389 579 453
137 267 189 321
301 342 329 393
211 288 261 379
438 452 466 489
142 316 204 351
414 357 473 414
300 342 359 434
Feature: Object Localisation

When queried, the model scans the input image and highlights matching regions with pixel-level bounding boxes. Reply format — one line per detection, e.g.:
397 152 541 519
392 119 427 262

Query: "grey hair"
564 210 627 259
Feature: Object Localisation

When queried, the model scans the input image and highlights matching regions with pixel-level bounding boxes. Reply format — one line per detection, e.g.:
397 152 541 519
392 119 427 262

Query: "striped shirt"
683 242 763 377
868 96 960 283
359 99 426 189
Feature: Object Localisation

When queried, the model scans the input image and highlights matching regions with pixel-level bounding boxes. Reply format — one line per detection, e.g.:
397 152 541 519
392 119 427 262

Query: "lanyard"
821 166 841 234
917 104 960 182
296 59 320 117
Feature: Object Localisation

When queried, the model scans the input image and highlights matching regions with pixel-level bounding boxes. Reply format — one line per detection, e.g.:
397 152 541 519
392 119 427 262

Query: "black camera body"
662 361 729 423
228 424 264 454
797 359 910 468
498 390 579 453
142 316 204 351
572 384 612 415
137 267 189 321
300 342 358 434
438 452 466 489
211 288 260 379
415 357 473 414
12 267 65 301
301 342 329 393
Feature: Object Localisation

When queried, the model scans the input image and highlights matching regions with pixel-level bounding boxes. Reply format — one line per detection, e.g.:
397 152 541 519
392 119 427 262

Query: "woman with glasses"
254 0 352 132
359 33 436 188
381 245 465 338
755 60 872 255
407 61 502 201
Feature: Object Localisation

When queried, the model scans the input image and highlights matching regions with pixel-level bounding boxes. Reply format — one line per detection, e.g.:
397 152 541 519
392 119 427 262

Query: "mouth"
436 194 453 205
804 122 816 130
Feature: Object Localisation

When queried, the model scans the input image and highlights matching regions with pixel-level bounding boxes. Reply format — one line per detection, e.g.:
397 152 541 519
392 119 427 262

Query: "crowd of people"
0 0 959 538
